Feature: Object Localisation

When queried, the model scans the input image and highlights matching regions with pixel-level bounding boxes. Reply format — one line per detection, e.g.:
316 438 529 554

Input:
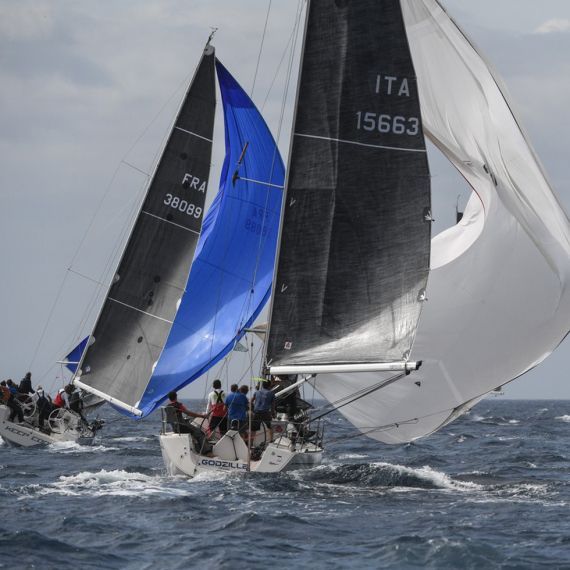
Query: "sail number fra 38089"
163 194 202 218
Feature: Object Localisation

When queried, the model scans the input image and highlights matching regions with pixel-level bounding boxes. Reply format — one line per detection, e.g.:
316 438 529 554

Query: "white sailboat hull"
160 432 323 478
0 404 96 448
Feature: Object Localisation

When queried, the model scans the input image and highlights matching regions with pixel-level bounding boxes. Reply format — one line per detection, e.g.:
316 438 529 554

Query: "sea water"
1 399 569 569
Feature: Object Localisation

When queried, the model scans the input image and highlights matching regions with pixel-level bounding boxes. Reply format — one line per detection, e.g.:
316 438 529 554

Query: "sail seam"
174 125 213 142
108 297 174 324
294 132 427 153
142 211 201 235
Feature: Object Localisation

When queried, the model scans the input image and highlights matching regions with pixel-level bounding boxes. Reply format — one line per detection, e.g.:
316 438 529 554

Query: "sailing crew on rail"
166 391 212 455
18 372 34 395
224 384 249 435
207 379 227 437
251 380 276 444
1 380 24 423
33 386 53 432
53 385 72 409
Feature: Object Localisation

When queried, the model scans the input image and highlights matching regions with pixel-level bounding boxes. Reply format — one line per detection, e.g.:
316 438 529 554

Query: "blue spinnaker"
136 60 284 416
64 337 88 373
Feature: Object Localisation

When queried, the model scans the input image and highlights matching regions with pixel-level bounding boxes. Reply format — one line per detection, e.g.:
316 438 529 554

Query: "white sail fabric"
314 0 570 444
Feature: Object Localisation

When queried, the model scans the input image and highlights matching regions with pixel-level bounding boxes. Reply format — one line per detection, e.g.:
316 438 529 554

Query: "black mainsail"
266 0 431 374
74 45 216 414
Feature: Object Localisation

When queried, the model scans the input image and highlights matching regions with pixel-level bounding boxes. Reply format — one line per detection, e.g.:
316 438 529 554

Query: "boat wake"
47 441 118 454
20 469 189 498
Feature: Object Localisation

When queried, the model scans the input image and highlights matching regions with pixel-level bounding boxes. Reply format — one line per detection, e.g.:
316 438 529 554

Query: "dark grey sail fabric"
76 46 216 410
266 0 431 369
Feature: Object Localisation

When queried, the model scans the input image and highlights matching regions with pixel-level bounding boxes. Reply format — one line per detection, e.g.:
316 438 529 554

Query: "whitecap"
471 415 488 422
48 441 118 454
111 436 152 443
26 469 189 498
337 453 368 459
371 462 483 492
555 415 570 422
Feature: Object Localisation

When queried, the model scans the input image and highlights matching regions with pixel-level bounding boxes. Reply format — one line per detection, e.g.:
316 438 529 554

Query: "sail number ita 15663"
355 112 419 136
163 194 202 218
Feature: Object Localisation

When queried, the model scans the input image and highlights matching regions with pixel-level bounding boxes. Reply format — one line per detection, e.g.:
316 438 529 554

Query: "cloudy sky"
1 0 569 400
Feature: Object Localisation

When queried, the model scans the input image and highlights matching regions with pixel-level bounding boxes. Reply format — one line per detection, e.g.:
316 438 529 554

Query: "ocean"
1 399 569 569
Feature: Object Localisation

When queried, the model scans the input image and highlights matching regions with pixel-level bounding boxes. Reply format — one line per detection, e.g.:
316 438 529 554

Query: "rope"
309 372 406 423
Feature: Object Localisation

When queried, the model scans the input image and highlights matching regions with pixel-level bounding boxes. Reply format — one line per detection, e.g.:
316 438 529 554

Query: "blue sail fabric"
65 337 88 373
136 60 284 416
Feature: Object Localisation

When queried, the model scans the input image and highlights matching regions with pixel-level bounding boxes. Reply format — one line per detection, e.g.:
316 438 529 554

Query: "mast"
73 43 217 415
264 0 431 376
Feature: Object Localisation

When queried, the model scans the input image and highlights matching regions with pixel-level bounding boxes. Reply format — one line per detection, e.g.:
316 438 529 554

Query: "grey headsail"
266 0 431 374
74 45 216 414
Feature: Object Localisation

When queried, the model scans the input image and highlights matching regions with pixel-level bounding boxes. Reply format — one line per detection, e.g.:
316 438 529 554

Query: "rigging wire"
309 372 407 423
29 65 197 392
250 0 273 99
237 0 306 374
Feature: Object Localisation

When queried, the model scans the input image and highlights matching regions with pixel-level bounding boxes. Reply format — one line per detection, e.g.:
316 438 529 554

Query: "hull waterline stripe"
142 211 201 235
174 126 213 143
108 297 174 324
295 132 427 153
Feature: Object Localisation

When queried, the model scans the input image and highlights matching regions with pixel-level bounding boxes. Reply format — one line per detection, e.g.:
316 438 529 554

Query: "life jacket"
210 390 226 417
0 386 10 403
53 391 65 408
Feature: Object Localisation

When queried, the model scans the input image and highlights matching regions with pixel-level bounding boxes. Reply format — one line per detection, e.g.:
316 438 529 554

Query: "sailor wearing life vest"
207 379 228 436
53 385 72 409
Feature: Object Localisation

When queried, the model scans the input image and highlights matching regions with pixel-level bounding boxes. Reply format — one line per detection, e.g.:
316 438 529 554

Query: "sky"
0 0 569 400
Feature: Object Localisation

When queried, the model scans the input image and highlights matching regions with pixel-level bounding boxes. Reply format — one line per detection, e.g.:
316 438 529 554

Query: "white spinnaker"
313 0 570 444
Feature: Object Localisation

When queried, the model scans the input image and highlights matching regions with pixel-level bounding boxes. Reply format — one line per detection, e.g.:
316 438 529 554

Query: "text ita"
375 74 410 97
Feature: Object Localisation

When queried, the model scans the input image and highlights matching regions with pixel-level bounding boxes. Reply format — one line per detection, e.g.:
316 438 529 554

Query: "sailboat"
158 0 568 475
70 0 568 476
161 0 433 477
57 39 322 473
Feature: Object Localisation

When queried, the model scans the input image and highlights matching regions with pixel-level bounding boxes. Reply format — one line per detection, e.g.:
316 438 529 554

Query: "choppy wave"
27 469 188 498
110 436 153 443
48 441 118 454
299 462 483 493
1 399 569 568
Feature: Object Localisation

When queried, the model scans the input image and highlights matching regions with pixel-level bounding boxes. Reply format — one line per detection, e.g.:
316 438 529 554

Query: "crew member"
251 380 276 444
207 379 227 436
18 372 34 395
33 386 52 431
225 384 249 434
1 380 23 423
167 391 211 455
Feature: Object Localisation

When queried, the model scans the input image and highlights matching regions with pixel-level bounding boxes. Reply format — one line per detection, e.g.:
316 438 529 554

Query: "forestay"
74 46 217 414
266 0 431 372
136 60 285 416
314 0 570 443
